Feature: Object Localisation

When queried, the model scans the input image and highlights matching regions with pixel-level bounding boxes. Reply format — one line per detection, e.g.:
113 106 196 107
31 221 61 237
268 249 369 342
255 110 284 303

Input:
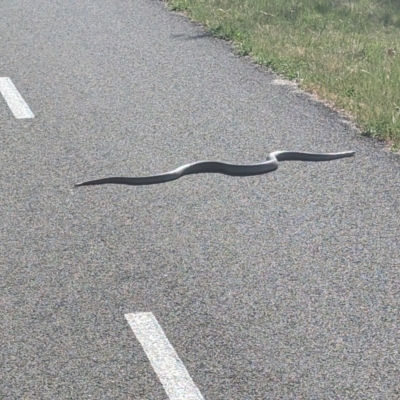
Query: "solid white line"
0 77 34 119
125 312 205 400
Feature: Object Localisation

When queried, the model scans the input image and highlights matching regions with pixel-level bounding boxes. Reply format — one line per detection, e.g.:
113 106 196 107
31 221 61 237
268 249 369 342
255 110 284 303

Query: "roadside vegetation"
166 0 400 148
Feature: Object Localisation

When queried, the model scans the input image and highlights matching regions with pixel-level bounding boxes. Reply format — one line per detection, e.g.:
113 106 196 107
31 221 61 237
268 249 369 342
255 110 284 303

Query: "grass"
165 0 400 148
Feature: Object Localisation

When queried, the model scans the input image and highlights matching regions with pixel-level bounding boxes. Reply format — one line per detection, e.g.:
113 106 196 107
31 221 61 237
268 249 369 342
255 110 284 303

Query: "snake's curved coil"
75 150 355 187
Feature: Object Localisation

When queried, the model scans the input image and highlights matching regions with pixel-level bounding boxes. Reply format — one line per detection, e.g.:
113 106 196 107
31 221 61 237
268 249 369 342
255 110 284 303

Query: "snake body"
75 150 355 187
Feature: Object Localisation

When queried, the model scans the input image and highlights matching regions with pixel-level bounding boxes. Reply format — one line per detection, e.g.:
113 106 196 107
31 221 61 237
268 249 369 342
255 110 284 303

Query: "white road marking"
125 312 205 400
0 77 34 119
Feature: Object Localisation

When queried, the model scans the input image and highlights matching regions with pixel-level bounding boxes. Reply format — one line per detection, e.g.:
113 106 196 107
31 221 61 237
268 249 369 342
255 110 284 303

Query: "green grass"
166 0 400 148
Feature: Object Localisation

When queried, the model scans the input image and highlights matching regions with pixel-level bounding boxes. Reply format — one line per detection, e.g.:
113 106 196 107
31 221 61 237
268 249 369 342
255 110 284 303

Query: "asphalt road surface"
1 0 399 398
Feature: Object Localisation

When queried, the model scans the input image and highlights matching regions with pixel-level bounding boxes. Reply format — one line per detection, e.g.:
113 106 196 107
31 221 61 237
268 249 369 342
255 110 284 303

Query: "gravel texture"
1 0 399 398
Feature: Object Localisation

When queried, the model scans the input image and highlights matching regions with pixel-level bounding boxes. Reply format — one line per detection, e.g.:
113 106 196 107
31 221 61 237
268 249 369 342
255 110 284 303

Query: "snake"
75 150 355 187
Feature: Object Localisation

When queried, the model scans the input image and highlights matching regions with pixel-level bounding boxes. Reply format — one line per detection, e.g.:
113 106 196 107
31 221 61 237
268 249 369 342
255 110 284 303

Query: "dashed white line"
125 312 205 400
0 77 34 119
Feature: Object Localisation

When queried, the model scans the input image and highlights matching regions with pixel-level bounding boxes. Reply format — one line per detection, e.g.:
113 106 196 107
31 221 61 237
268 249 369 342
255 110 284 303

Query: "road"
1 0 399 398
